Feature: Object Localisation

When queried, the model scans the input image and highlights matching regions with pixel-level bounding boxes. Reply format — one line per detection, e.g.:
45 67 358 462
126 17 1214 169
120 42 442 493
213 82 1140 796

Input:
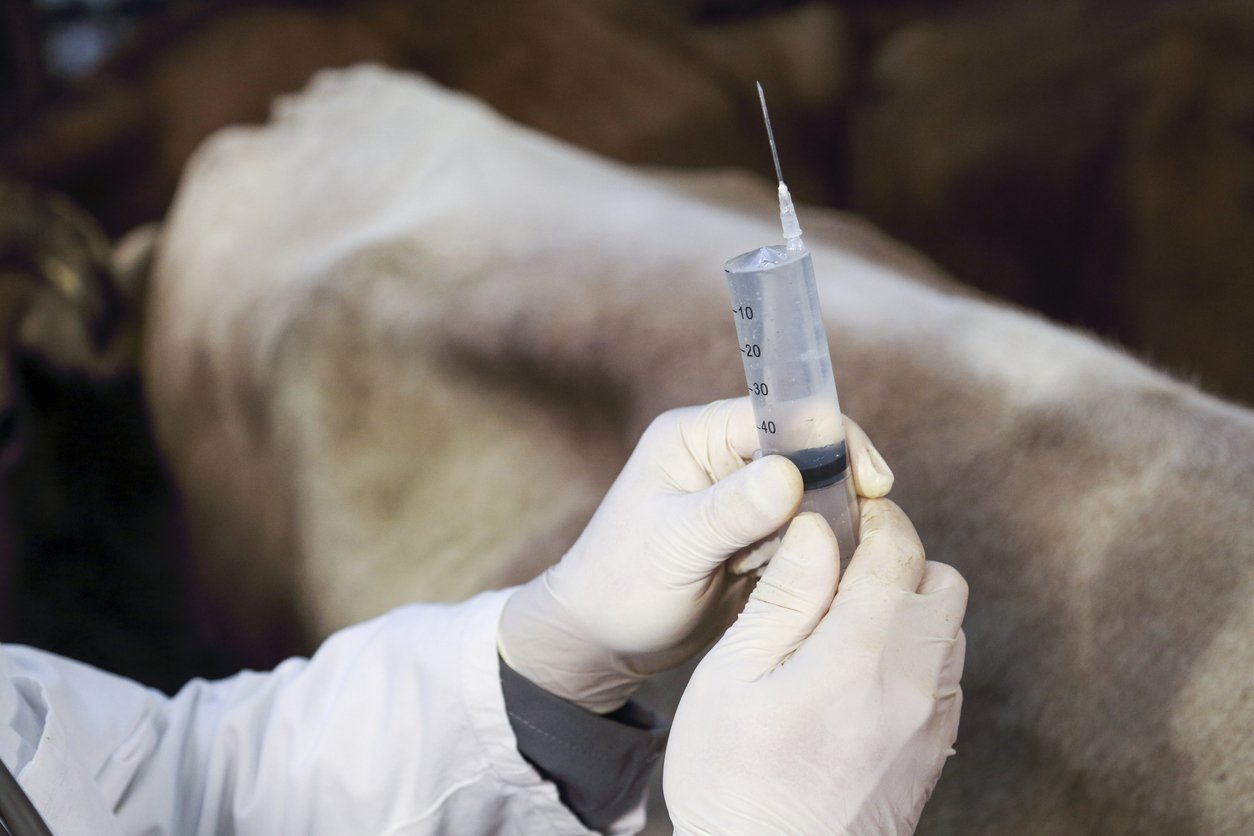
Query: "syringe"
725 83 859 567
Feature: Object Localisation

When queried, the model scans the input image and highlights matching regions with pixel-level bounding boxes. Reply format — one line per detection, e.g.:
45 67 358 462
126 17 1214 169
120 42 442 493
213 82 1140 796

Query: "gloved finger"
938 629 967 699
665 398 761 489
717 396 762 462
916 562 969 640
677 453 803 563
837 498 926 593
937 681 964 761
843 415 894 498
934 631 966 756
708 513 840 679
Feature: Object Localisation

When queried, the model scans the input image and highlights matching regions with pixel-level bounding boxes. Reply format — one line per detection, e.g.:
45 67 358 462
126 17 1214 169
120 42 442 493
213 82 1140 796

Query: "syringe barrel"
798 473 858 567
725 244 859 565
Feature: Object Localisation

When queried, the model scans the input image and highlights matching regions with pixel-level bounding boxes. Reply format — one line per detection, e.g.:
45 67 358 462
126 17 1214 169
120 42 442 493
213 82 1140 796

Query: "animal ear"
0 179 131 372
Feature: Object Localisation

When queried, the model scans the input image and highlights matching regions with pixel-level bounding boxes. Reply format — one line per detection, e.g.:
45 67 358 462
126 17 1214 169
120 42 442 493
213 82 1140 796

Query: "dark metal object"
0 757 54 836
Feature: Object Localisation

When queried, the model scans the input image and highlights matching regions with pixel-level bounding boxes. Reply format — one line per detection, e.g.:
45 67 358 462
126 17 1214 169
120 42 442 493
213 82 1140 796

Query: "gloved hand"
497 397 894 713
664 501 967 836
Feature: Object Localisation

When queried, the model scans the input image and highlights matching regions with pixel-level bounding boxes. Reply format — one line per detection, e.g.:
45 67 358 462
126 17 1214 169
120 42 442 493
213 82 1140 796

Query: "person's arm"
0 396 900 835
3 591 607 835
500 655 668 832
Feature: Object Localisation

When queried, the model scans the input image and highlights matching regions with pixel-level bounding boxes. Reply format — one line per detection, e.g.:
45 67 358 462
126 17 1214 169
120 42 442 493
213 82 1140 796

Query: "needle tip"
756 83 784 185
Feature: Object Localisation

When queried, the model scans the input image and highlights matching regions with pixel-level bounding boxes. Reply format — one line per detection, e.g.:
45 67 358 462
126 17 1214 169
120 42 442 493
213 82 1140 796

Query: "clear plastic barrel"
726 244 859 566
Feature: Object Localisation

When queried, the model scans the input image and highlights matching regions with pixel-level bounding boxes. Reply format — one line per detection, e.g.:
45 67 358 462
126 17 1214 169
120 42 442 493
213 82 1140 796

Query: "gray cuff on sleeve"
499 654 669 832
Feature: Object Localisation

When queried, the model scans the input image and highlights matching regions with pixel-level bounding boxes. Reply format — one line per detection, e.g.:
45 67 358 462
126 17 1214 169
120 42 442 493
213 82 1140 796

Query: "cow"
144 66 1254 834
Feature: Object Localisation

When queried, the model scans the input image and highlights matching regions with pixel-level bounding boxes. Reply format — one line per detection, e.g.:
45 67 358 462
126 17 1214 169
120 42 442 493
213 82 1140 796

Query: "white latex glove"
664 501 967 836
497 397 893 713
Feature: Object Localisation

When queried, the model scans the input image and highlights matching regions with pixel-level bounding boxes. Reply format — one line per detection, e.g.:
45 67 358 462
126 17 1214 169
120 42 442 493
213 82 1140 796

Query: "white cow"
145 66 1254 834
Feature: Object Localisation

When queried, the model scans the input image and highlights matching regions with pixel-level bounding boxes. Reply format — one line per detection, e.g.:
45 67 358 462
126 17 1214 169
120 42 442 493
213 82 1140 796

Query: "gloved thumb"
707 513 841 680
676 454 803 569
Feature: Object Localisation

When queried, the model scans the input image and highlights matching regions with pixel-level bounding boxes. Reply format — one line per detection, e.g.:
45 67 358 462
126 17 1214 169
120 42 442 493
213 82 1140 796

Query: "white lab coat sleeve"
2 589 636 836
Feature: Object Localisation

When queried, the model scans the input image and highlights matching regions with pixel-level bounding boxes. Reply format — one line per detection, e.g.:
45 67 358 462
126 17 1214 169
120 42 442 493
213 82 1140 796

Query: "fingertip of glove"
748 455 804 518
771 513 839 588
869 446 894 487
706 455 801 550
742 453 802 526
782 512 835 558
860 463 894 499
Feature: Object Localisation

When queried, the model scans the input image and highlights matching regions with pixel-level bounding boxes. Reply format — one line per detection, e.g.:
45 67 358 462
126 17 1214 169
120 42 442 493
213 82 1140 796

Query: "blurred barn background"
1 0 1251 693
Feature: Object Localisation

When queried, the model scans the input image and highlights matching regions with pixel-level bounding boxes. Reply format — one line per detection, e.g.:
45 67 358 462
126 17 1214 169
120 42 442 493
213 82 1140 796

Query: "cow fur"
145 67 1254 834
